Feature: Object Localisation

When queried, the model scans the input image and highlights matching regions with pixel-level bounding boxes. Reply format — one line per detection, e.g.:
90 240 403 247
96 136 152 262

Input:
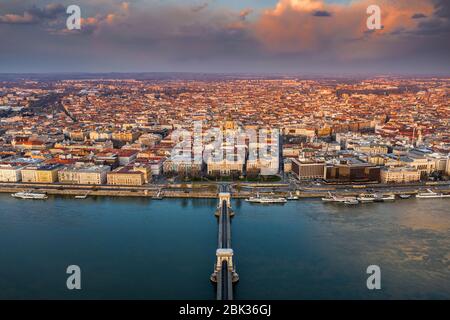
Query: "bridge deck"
216 194 233 300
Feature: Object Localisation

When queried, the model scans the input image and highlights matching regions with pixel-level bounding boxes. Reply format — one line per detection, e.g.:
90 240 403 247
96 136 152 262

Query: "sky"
0 0 449 74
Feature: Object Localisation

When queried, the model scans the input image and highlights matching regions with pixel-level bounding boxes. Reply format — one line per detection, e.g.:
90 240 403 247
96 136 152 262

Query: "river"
0 194 449 299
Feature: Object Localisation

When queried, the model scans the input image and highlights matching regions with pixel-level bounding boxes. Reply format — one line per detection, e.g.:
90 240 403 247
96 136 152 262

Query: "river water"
0 194 449 299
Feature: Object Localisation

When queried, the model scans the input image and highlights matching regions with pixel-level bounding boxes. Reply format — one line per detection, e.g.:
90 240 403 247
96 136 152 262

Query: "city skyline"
0 0 449 74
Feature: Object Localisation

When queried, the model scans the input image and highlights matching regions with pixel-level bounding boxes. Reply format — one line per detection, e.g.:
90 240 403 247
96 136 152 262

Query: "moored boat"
246 193 287 204
12 191 48 200
357 193 378 202
416 189 450 199
322 192 357 203
374 194 395 202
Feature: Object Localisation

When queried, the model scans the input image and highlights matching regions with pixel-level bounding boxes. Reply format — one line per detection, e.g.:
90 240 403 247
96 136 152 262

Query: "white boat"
344 199 359 205
322 192 357 203
381 194 396 201
357 193 378 202
374 194 395 202
416 189 450 199
246 193 287 204
399 194 412 199
12 191 48 200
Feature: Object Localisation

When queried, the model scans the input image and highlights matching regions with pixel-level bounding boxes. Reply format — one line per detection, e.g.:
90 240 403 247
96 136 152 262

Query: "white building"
381 167 421 184
58 164 110 185
0 164 24 182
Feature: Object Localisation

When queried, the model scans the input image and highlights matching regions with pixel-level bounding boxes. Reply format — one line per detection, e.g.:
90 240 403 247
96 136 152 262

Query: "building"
0 157 42 182
164 156 203 178
352 143 389 155
107 167 146 186
381 167 421 184
89 131 112 141
246 145 279 177
118 150 138 166
291 159 326 180
112 131 140 143
325 159 381 182
12 137 48 150
135 157 165 176
446 157 450 177
207 154 244 177
21 164 62 183
0 163 25 182
399 156 435 178
283 158 293 173
283 126 316 137
58 164 110 185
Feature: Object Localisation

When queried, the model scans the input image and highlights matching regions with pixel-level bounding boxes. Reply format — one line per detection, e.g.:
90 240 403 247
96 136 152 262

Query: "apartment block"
58 164 110 185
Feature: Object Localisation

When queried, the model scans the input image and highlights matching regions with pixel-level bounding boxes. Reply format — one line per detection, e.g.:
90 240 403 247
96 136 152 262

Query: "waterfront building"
107 167 146 186
58 164 110 185
247 144 279 177
206 153 245 177
291 159 326 180
399 155 435 178
167 158 203 178
325 159 381 182
381 167 421 184
0 163 25 182
21 164 62 183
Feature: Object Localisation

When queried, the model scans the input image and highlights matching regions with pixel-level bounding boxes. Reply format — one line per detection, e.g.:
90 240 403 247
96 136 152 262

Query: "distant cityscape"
0 75 449 188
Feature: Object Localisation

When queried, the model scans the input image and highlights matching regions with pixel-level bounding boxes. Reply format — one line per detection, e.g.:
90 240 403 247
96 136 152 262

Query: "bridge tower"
215 192 234 216
210 249 239 283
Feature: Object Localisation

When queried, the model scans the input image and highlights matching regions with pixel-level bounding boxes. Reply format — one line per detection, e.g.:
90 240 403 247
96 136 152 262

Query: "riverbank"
1 182 449 199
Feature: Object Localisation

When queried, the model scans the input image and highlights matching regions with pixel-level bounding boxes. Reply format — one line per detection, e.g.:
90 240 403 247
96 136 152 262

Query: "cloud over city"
0 0 448 73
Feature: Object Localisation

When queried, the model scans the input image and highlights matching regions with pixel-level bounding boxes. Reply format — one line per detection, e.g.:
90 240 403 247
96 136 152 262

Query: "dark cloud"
411 13 427 19
413 0 450 36
312 10 332 17
28 3 65 20
433 0 450 18
0 3 65 25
